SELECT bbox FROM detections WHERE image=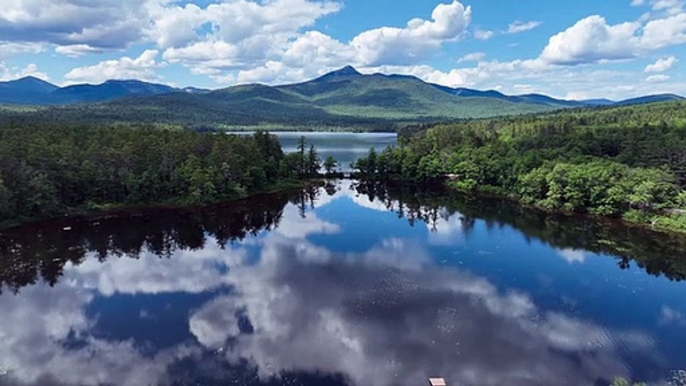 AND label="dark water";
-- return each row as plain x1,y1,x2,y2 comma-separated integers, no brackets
1,181,686,386
233,132,398,171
